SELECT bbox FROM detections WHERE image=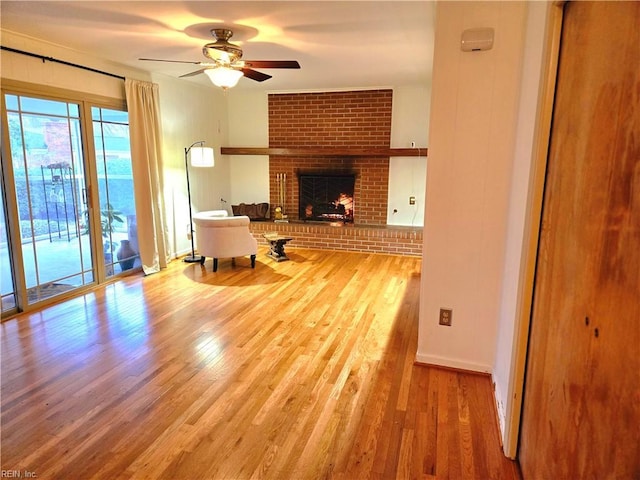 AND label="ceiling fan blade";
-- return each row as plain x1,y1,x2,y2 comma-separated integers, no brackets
139,58,204,65
241,68,272,82
180,68,210,78
243,60,300,69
